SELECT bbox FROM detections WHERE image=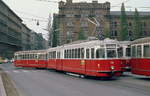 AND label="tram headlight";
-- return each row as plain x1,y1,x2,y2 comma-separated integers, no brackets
98,64,100,68
111,66,115,70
